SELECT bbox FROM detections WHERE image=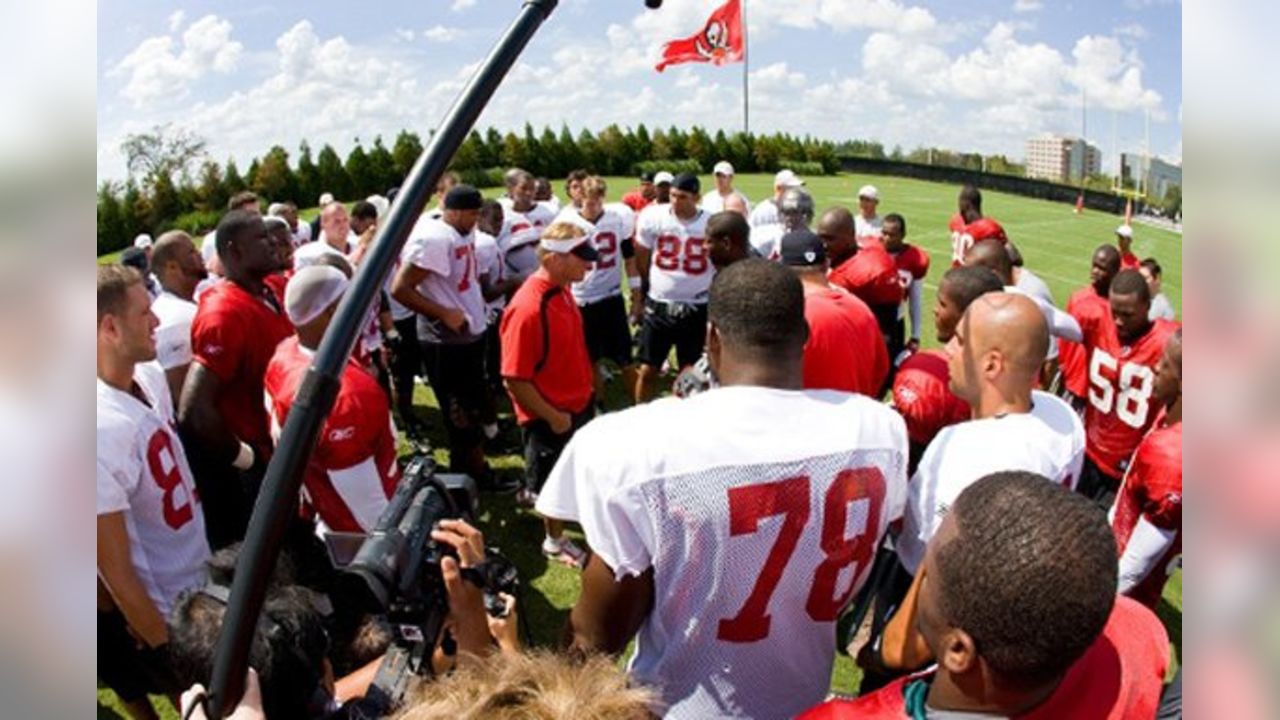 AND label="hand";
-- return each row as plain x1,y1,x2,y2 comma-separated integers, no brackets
440,307,467,333
486,592,520,654
431,518,486,568
359,224,377,247
180,668,265,720
441,554,491,659
548,410,572,435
